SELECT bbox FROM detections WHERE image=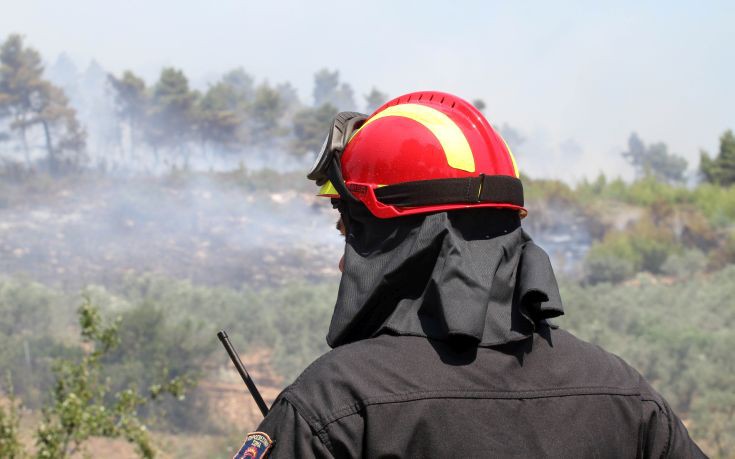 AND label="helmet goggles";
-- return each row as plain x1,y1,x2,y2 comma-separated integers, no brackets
306,111,368,186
